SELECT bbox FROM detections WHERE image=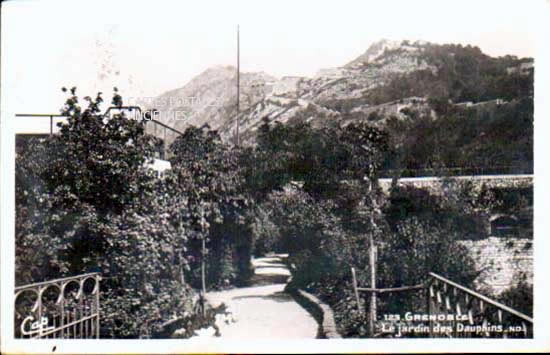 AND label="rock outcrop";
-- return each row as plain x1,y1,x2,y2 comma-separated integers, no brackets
143,38,530,147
